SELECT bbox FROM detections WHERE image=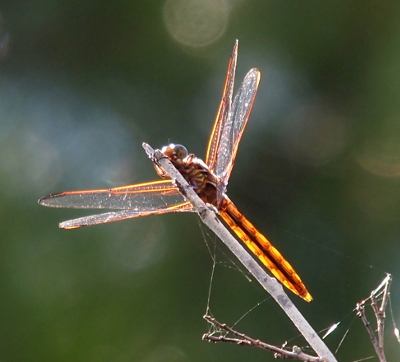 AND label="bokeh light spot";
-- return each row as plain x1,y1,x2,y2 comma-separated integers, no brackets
356,123,400,178
102,218,168,274
282,101,349,167
349,175,400,223
163,0,229,47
